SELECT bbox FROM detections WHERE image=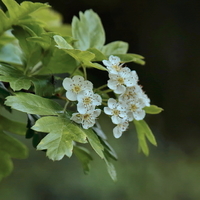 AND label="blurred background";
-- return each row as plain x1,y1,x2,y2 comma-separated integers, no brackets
1,0,200,199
